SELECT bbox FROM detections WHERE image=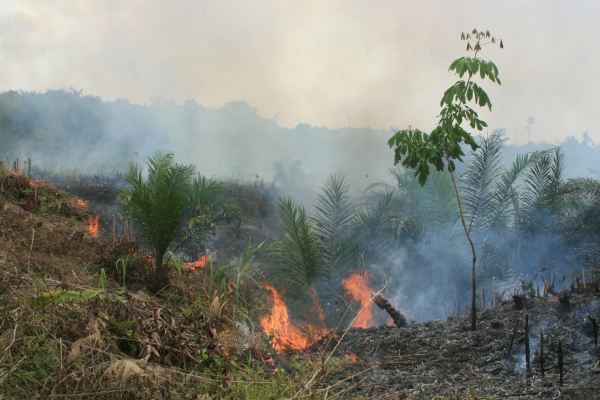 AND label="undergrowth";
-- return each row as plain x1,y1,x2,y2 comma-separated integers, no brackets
0,169,359,399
